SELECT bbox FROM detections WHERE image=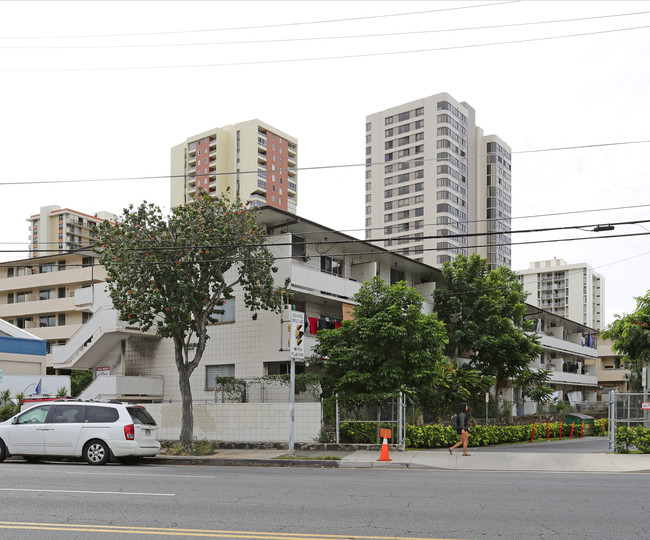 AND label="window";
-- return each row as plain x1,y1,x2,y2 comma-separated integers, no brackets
385,116,394,125
384,202,393,210
415,107,424,116
398,112,410,122
17,292,28,303
385,189,393,198
365,193,371,203
390,267,405,285
366,122,372,132
398,136,410,146
415,132,424,141
51,405,84,424
82,257,93,268
58,287,66,299
414,120,424,129
39,315,56,327
210,298,236,324
39,289,54,301
398,186,409,195
397,210,410,220
385,141,393,150
366,182,371,191
385,152,393,162
17,405,51,425
385,128,393,137
82,312,92,323
205,364,235,390
398,124,410,134
58,314,66,326
321,256,343,277
7,293,13,304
